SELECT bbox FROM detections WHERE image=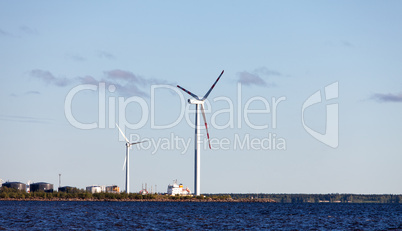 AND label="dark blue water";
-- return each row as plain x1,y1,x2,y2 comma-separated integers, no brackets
0,201,401,230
